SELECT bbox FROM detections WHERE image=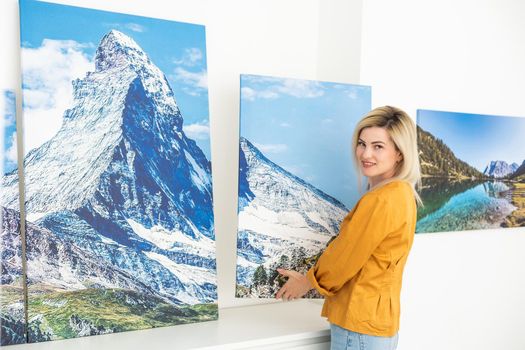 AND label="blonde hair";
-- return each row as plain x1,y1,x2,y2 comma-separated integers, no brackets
352,106,422,206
